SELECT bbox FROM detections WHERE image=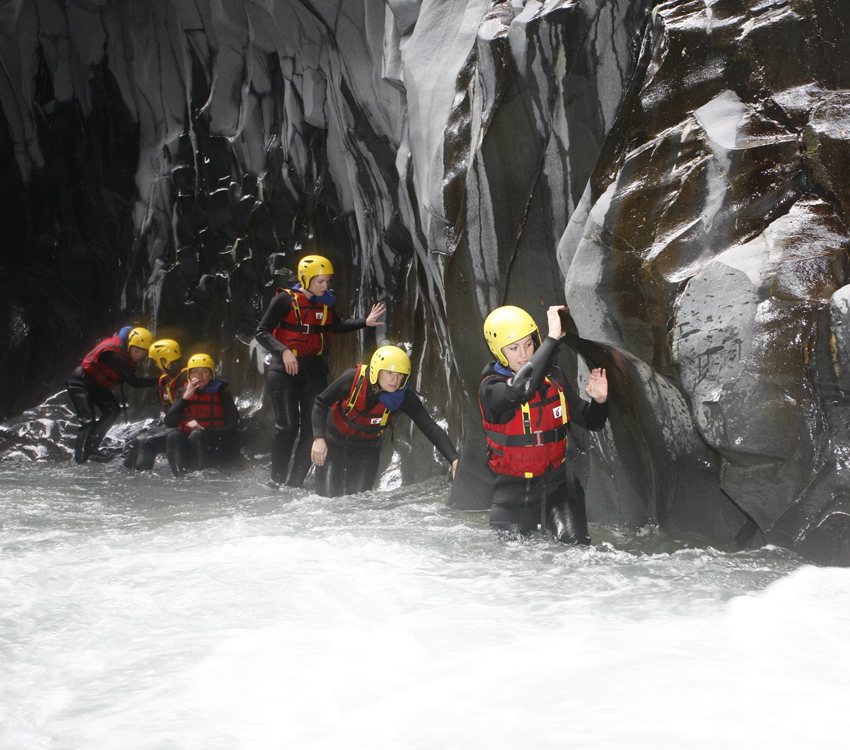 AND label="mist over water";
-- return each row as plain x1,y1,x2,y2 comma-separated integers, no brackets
2,462,849,750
